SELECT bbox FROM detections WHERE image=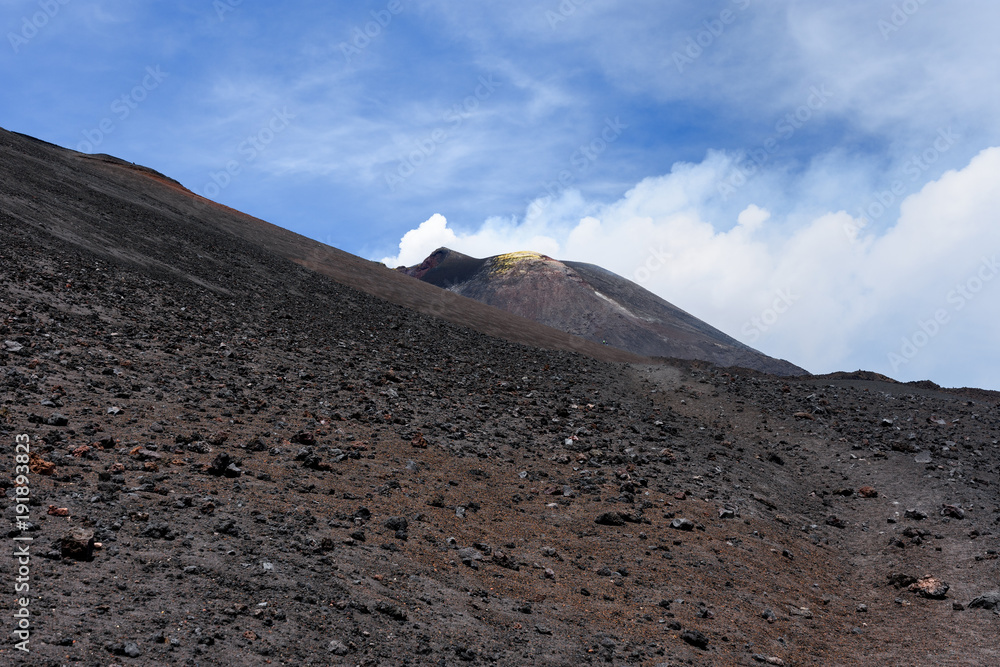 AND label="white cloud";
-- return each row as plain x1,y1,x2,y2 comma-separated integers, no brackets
381,213,457,267
381,146,1000,386
737,204,770,232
